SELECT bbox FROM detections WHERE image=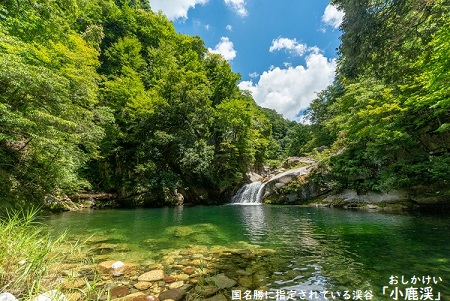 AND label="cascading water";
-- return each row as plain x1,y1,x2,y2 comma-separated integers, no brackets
231,181,266,204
